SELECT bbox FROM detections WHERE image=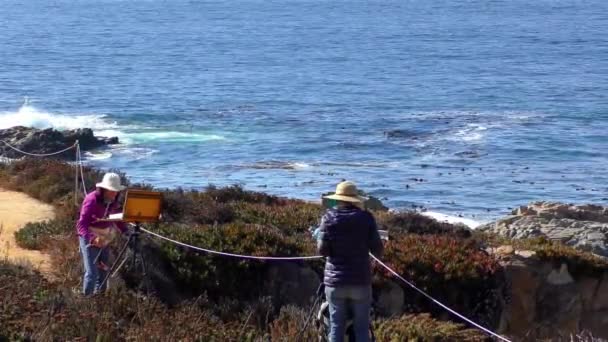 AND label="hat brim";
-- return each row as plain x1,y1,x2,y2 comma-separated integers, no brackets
323,194,366,204
96,182,126,192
